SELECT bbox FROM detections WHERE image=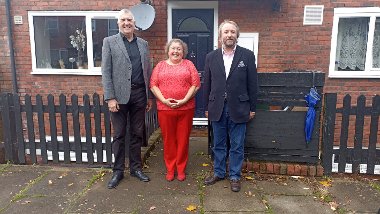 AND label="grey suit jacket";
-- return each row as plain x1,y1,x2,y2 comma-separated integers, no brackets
101,33,153,104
